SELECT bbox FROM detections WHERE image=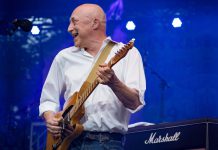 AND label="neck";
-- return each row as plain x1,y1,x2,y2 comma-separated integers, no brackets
84,35,107,56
